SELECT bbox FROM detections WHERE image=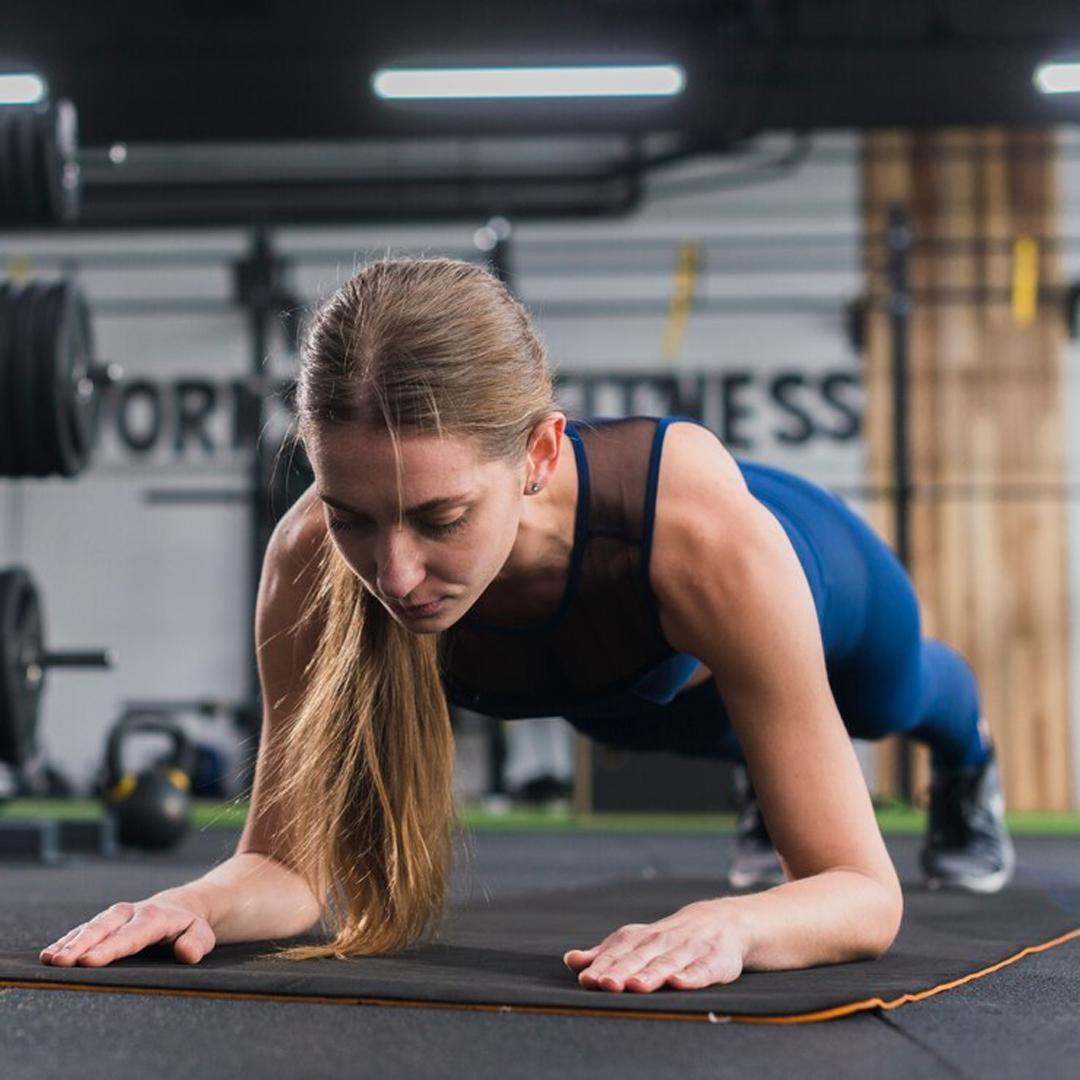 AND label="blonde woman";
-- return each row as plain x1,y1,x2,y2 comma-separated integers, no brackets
40,258,1012,993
